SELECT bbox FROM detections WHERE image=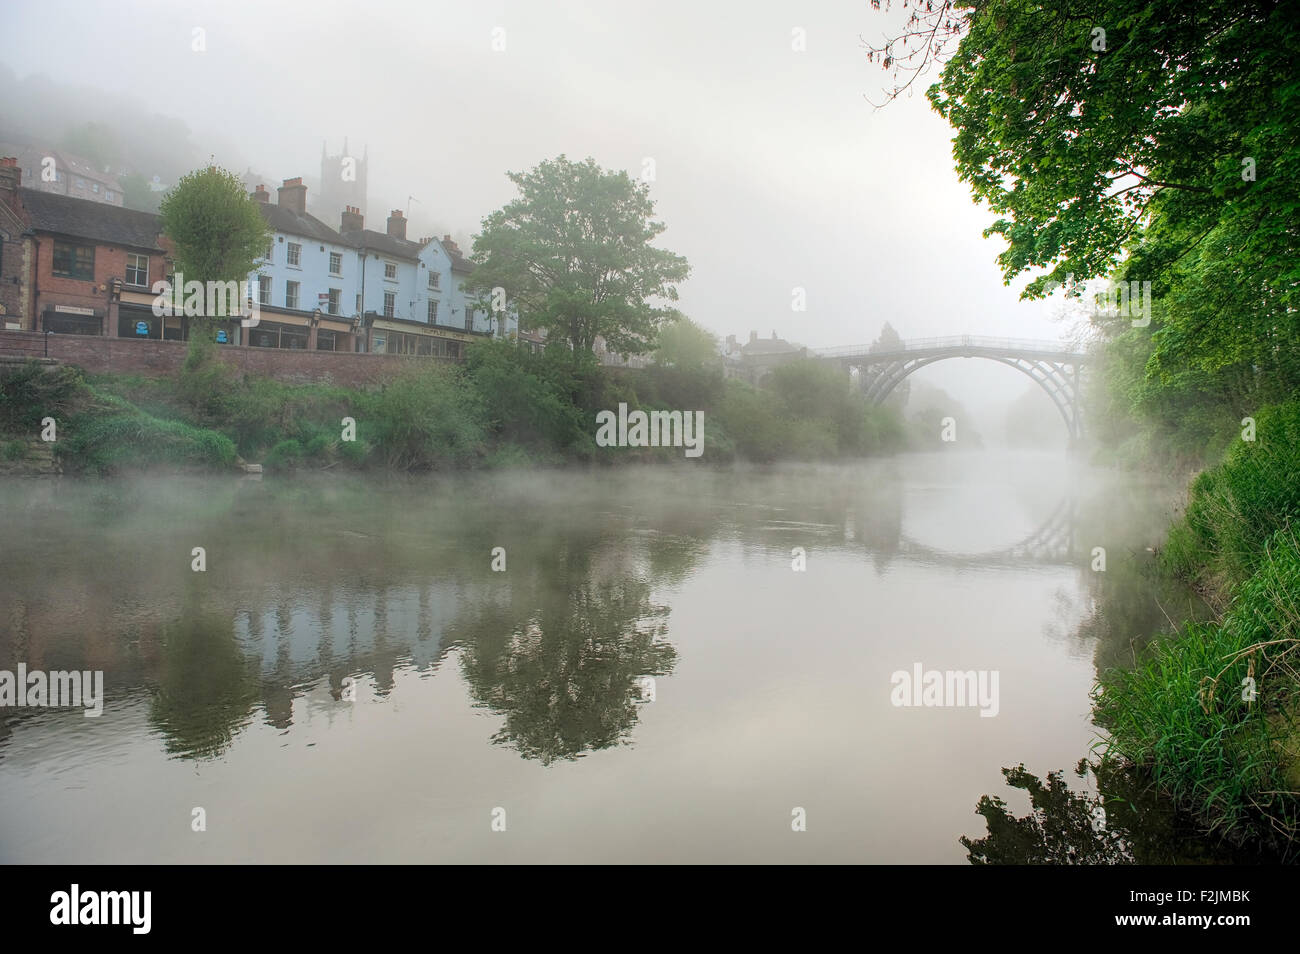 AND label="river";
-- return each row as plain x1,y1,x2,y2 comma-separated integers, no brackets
0,451,1219,862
